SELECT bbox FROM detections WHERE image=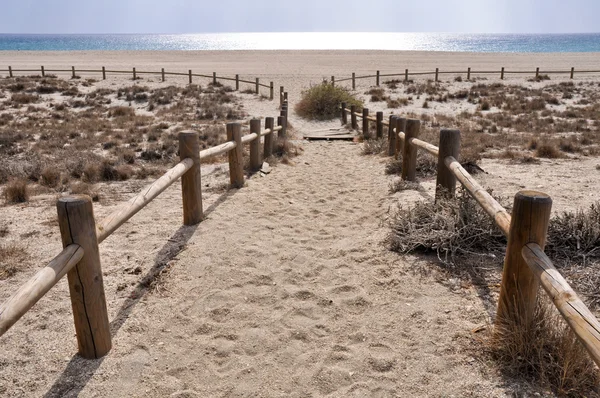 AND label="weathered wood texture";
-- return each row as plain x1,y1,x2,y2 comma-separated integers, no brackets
376,112,383,138
350,105,358,130
362,108,369,138
250,119,262,171
57,196,111,359
264,117,275,158
179,131,203,225
387,115,397,156
227,123,244,188
435,129,460,197
395,118,406,159
401,119,420,180
277,116,287,139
